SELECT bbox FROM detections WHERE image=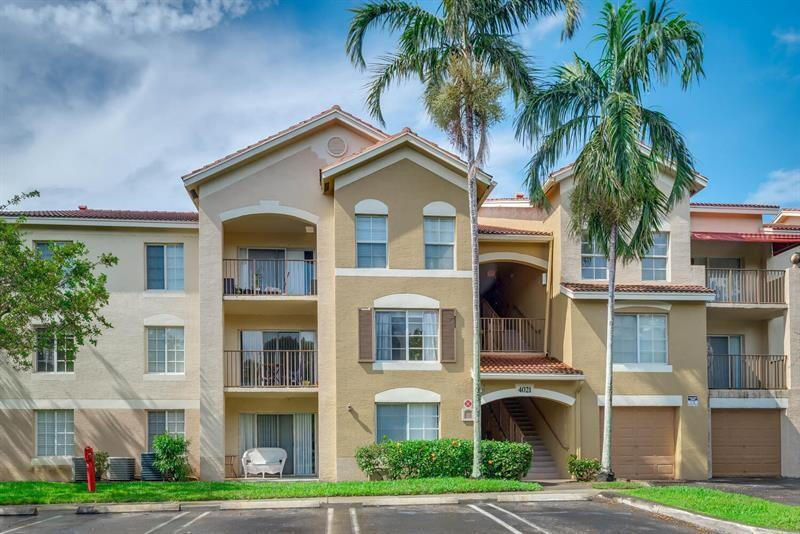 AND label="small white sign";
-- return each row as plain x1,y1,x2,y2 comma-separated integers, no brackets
516,384,533,395
461,408,474,422
687,395,699,407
